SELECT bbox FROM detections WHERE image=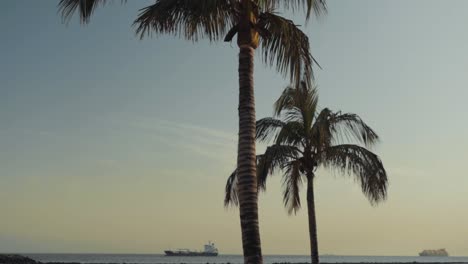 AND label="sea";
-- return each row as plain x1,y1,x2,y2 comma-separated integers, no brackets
25,254,468,264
